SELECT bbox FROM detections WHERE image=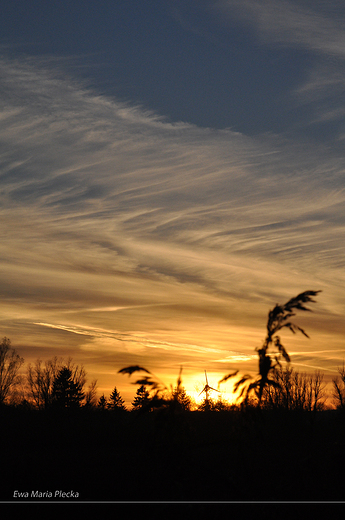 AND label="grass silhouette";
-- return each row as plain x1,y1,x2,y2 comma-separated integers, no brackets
219,290,321,405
